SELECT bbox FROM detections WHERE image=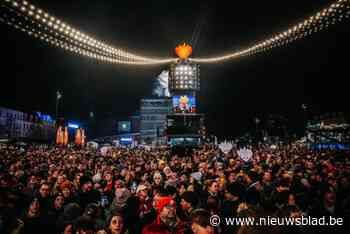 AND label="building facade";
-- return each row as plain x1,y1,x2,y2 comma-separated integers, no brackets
0,107,55,142
306,114,350,149
140,98,172,144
